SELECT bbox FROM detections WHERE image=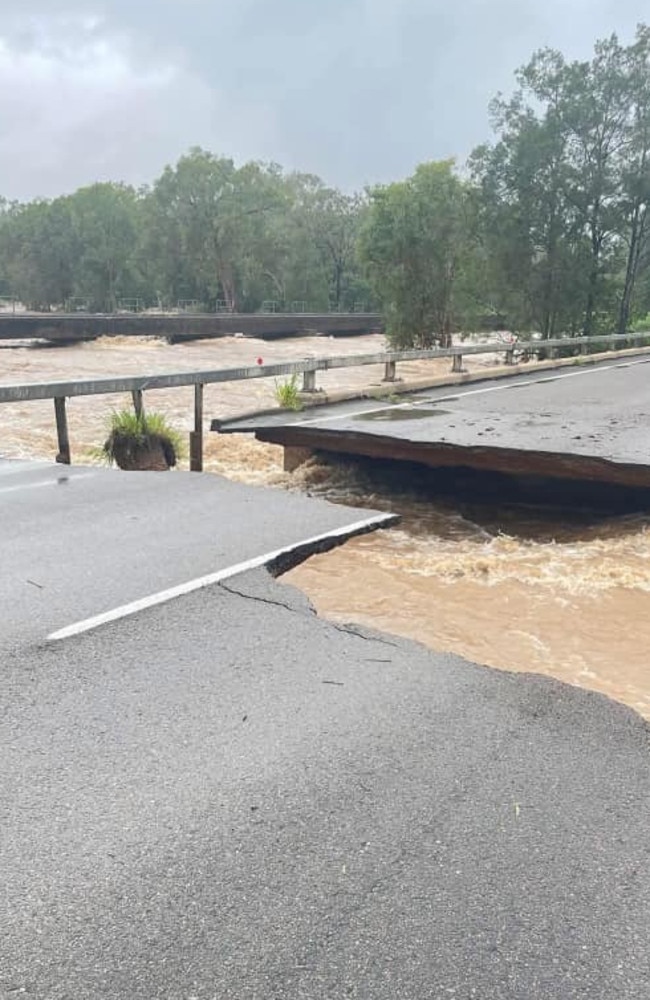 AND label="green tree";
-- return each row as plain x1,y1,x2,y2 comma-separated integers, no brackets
148,149,286,311
473,26,650,338
472,53,593,338
359,161,477,347
68,183,144,311
299,184,369,309
616,26,650,333
260,172,351,311
0,185,145,311
558,37,632,335
0,199,78,309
